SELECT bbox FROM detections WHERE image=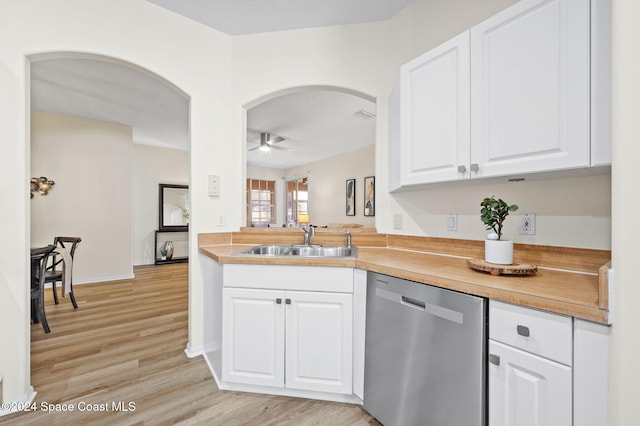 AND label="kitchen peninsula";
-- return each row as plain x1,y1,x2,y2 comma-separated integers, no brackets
199,228,610,323
199,227,610,425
